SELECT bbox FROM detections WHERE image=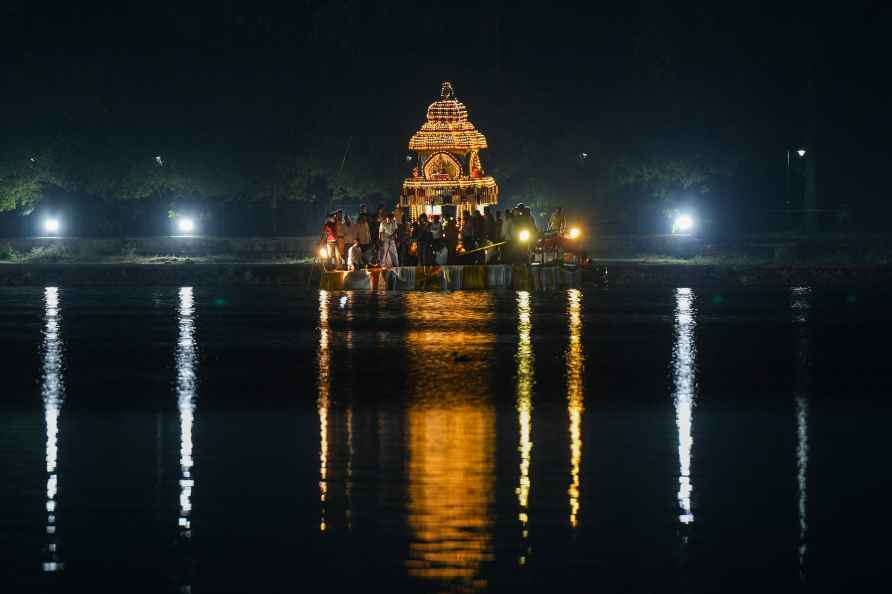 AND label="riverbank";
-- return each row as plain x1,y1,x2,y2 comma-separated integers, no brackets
588,261,892,288
2,261,891,288
5,233,892,266
0,236,319,261
0,262,319,287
